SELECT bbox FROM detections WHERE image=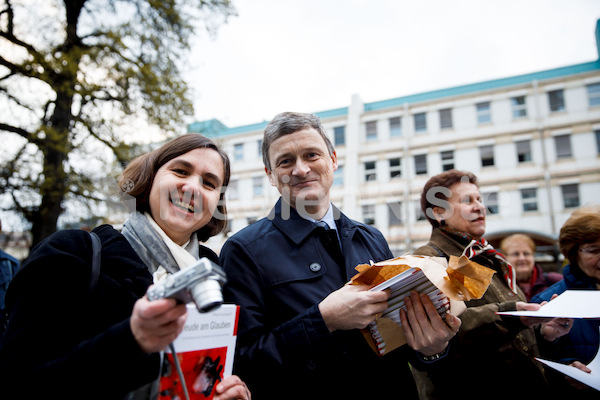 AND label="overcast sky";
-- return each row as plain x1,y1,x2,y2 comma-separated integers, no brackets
185,0,600,128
